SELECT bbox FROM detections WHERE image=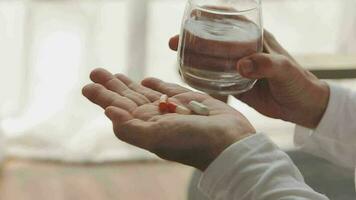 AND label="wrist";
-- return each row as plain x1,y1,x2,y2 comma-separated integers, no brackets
199,131,255,171
307,80,330,129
